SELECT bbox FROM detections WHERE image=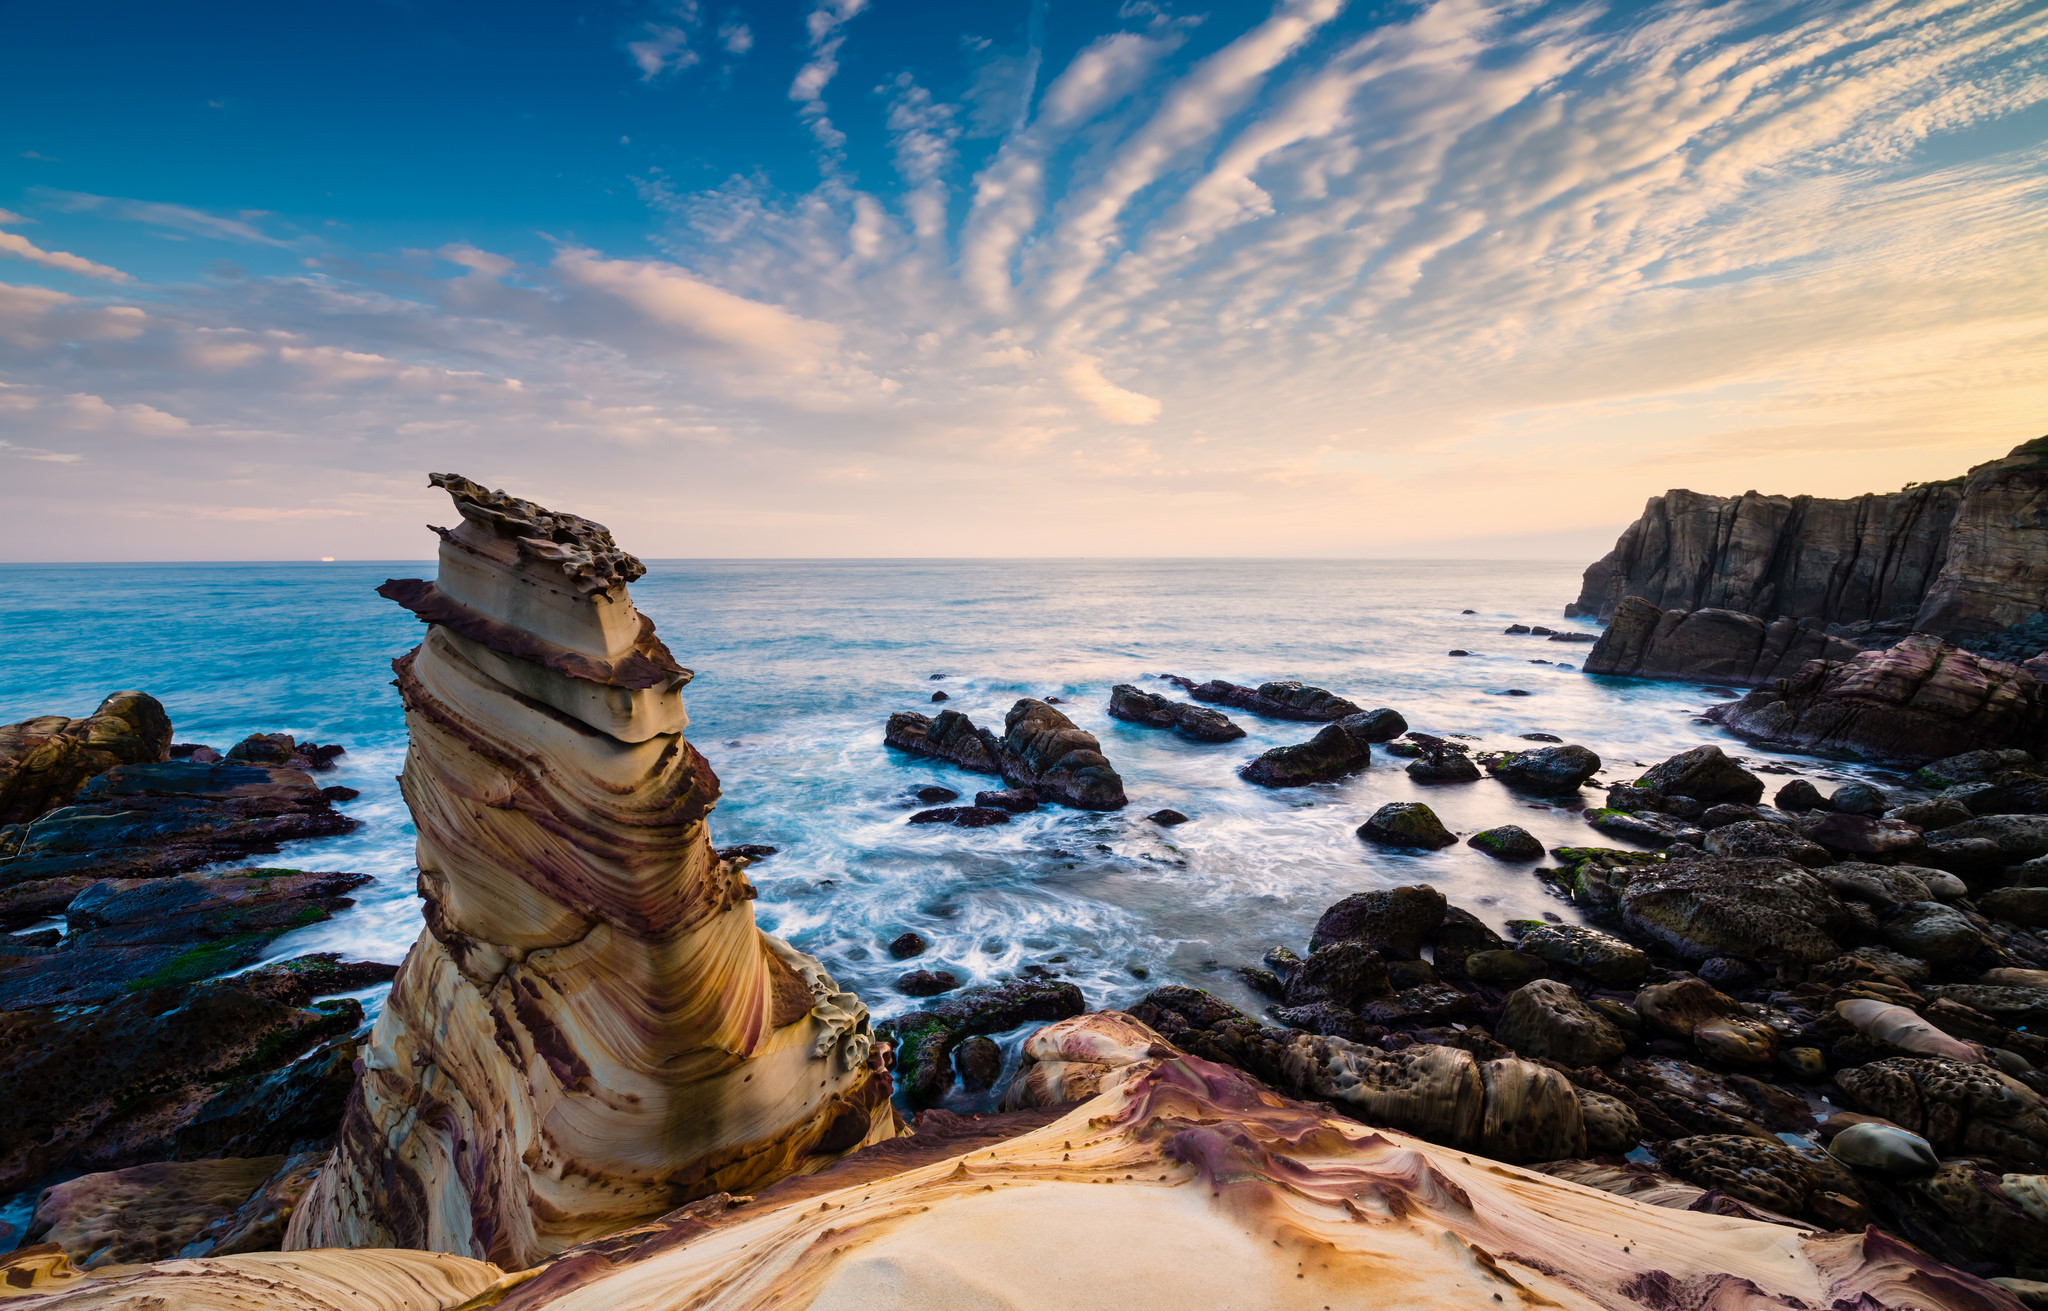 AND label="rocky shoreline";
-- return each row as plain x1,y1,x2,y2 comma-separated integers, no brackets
4,474,2048,1309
